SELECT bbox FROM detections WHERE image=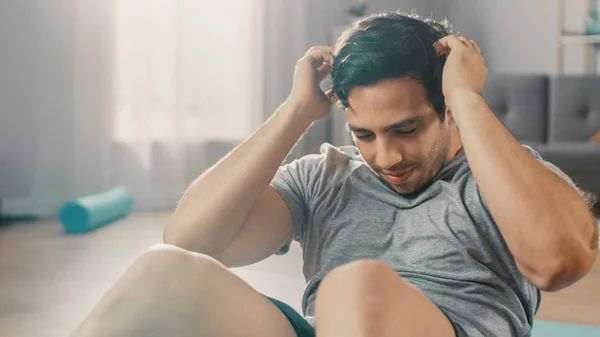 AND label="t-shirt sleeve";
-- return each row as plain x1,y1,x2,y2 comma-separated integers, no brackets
523,147,597,207
523,146,581,191
478,145,585,210
270,154,325,254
